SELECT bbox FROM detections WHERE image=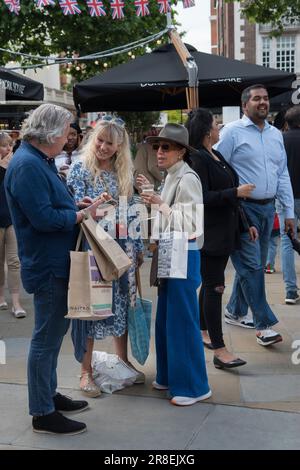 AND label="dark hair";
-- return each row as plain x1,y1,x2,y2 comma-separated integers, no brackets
185,108,214,149
70,122,82,134
241,84,268,105
285,105,300,129
273,107,290,130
